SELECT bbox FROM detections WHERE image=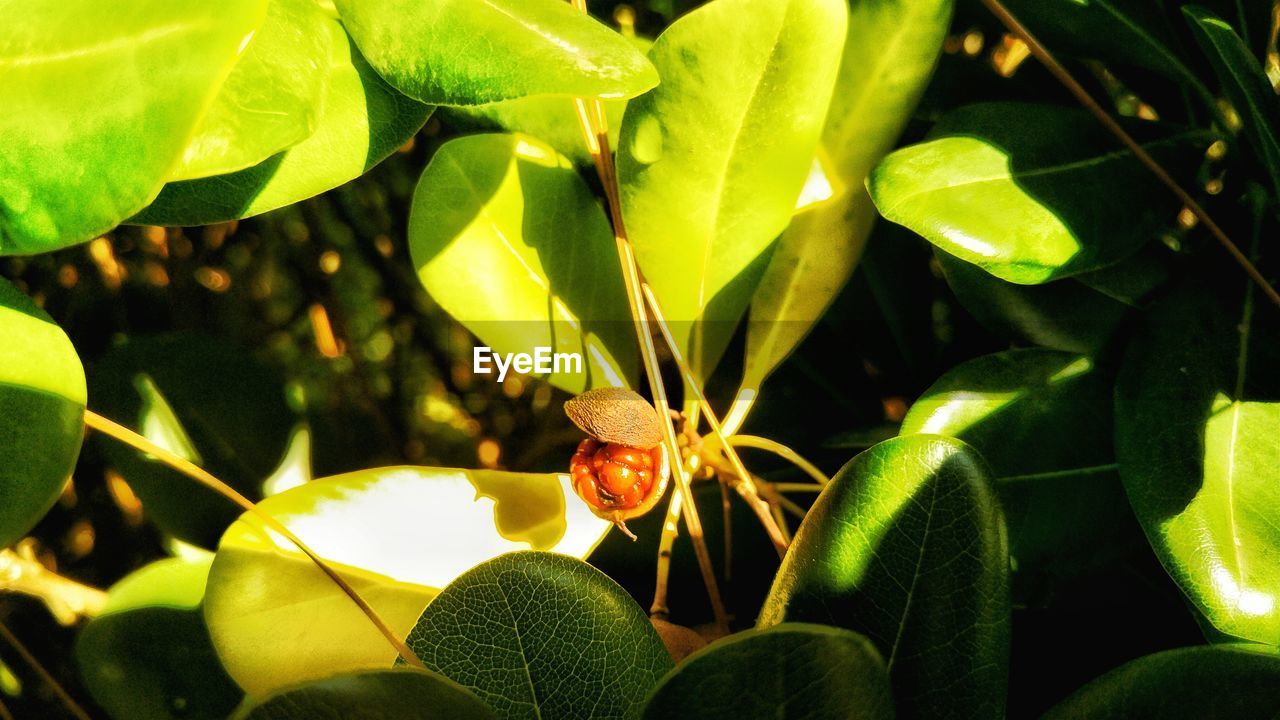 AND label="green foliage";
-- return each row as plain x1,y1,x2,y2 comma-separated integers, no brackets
232,668,497,720
402,551,672,720
642,623,893,720
333,0,657,105
0,278,85,549
760,435,1009,720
